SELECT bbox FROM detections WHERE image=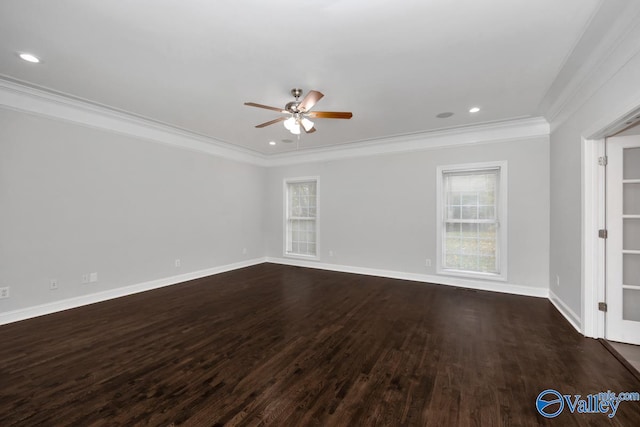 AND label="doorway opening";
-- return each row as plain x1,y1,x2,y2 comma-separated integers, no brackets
584,108,640,337
584,114,640,378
